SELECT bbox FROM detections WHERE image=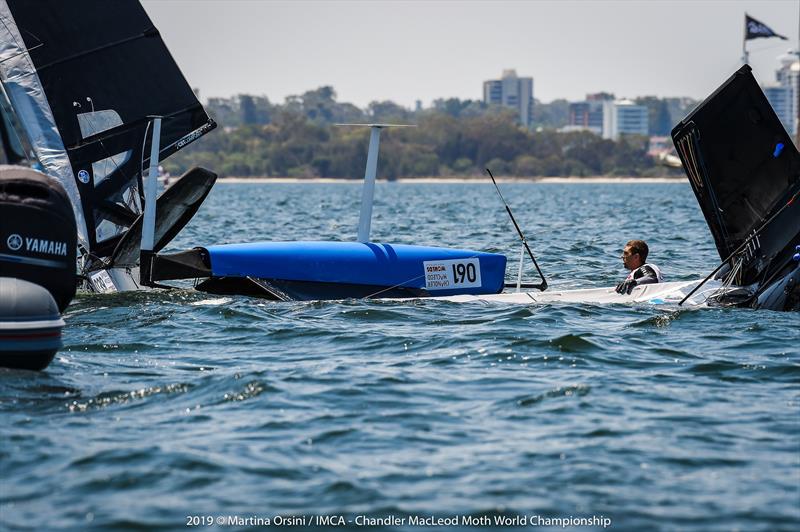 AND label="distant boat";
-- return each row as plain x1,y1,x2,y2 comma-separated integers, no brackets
656,151,683,168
